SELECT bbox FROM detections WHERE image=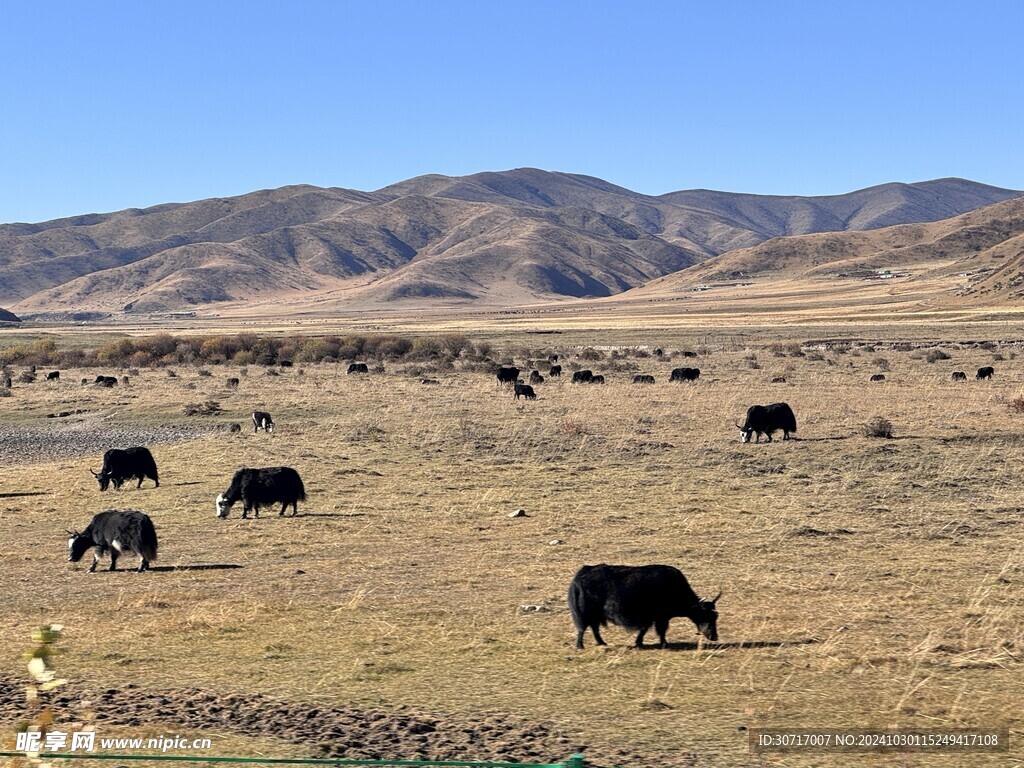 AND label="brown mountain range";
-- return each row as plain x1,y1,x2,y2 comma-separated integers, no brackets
1,169,1020,315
